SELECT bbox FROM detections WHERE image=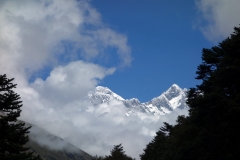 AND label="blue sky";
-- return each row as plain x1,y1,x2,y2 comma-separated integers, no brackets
84,0,215,101
1,0,239,102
